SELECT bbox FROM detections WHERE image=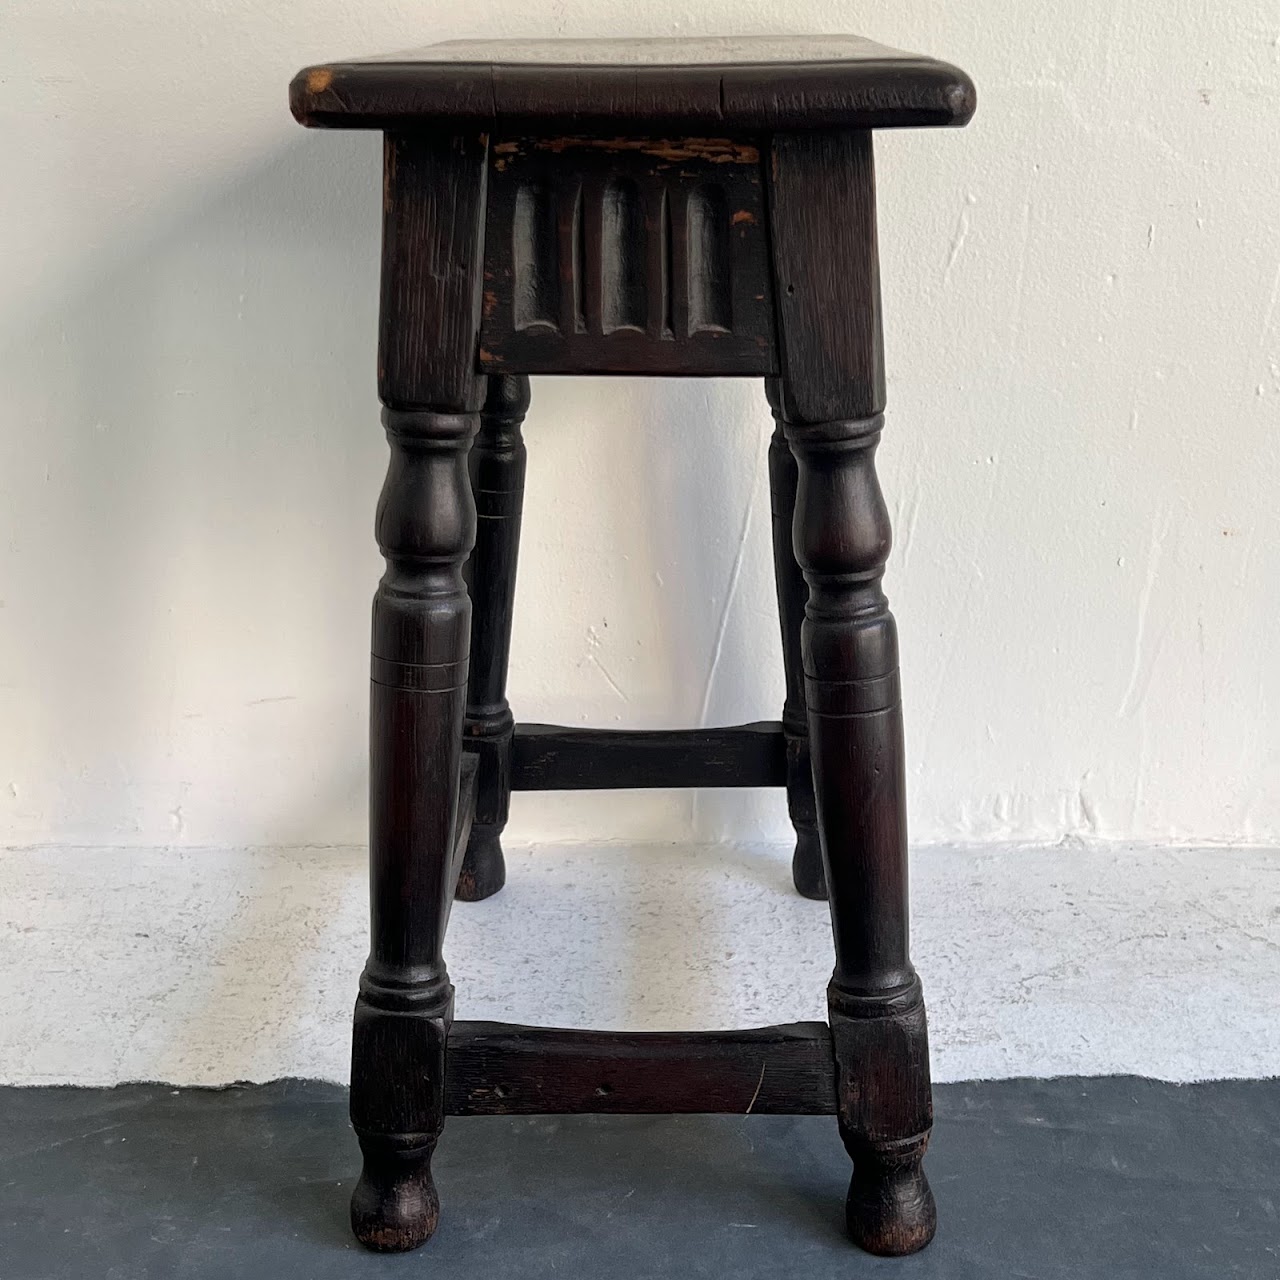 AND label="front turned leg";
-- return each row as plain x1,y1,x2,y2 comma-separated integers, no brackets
768,128,934,1255
458,374,529,902
787,410,935,1256
352,402,476,1251
764,377,824,900
351,129,488,1253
